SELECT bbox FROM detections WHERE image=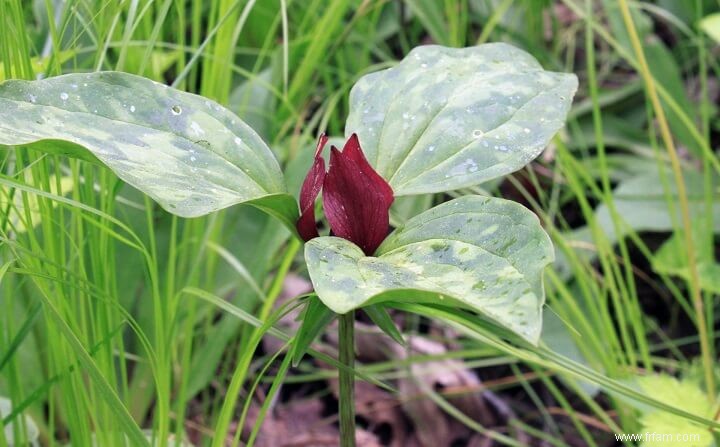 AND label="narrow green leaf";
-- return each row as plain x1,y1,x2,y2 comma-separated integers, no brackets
183,287,394,392
291,297,335,366
0,72,298,226
541,310,600,397
3,323,127,427
363,304,405,346
1,397,39,446
305,195,553,344
346,43,577,195
396,302,720,430
0,301,41,373
28,280,149,446
404,0,448,45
